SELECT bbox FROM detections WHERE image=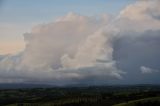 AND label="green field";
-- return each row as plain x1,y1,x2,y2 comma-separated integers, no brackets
113,97,160,106
0,85,160,106
6,96,160,106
